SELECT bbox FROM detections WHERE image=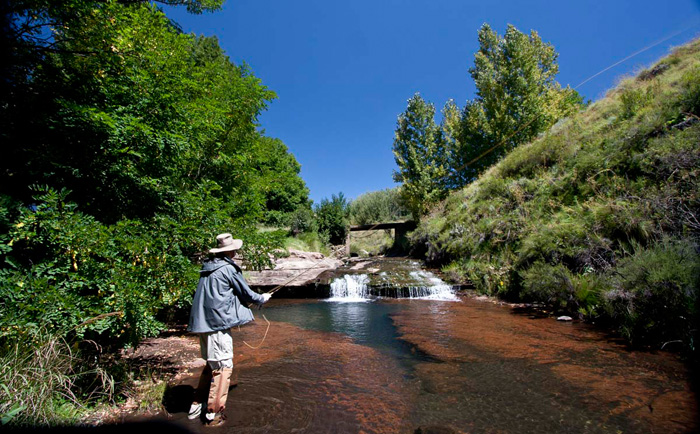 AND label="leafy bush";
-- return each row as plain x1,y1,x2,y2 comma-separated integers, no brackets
520,262,604,317
619,85,655,119
315,193,350,245
0,188,282,348
288,206,318,236
603,239,699,349
679,66,700,115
